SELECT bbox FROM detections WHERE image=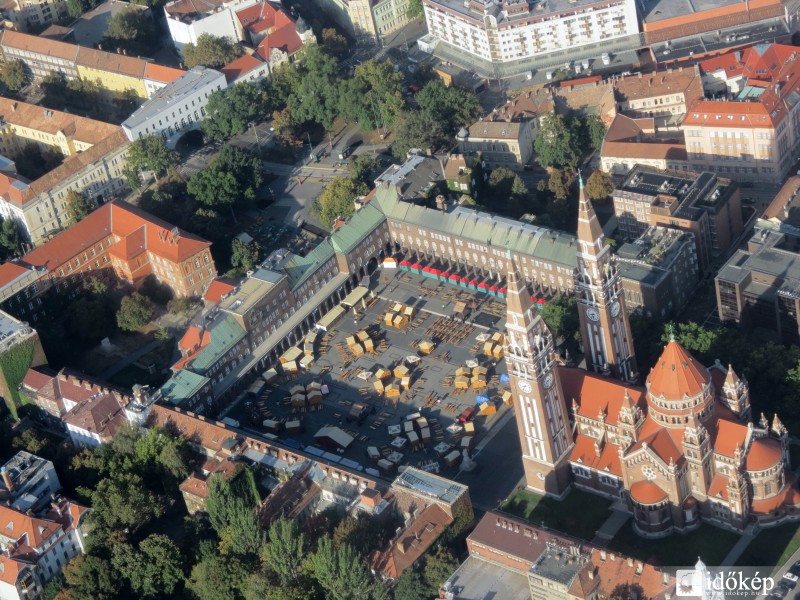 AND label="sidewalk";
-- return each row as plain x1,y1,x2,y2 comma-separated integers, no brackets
591,503,630,547
720,523,757,566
